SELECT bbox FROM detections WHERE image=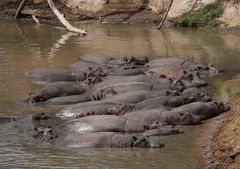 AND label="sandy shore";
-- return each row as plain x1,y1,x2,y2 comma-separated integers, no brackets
203,80,240,169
